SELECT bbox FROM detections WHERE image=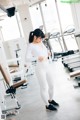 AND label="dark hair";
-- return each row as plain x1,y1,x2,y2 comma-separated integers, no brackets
29,28,45,43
